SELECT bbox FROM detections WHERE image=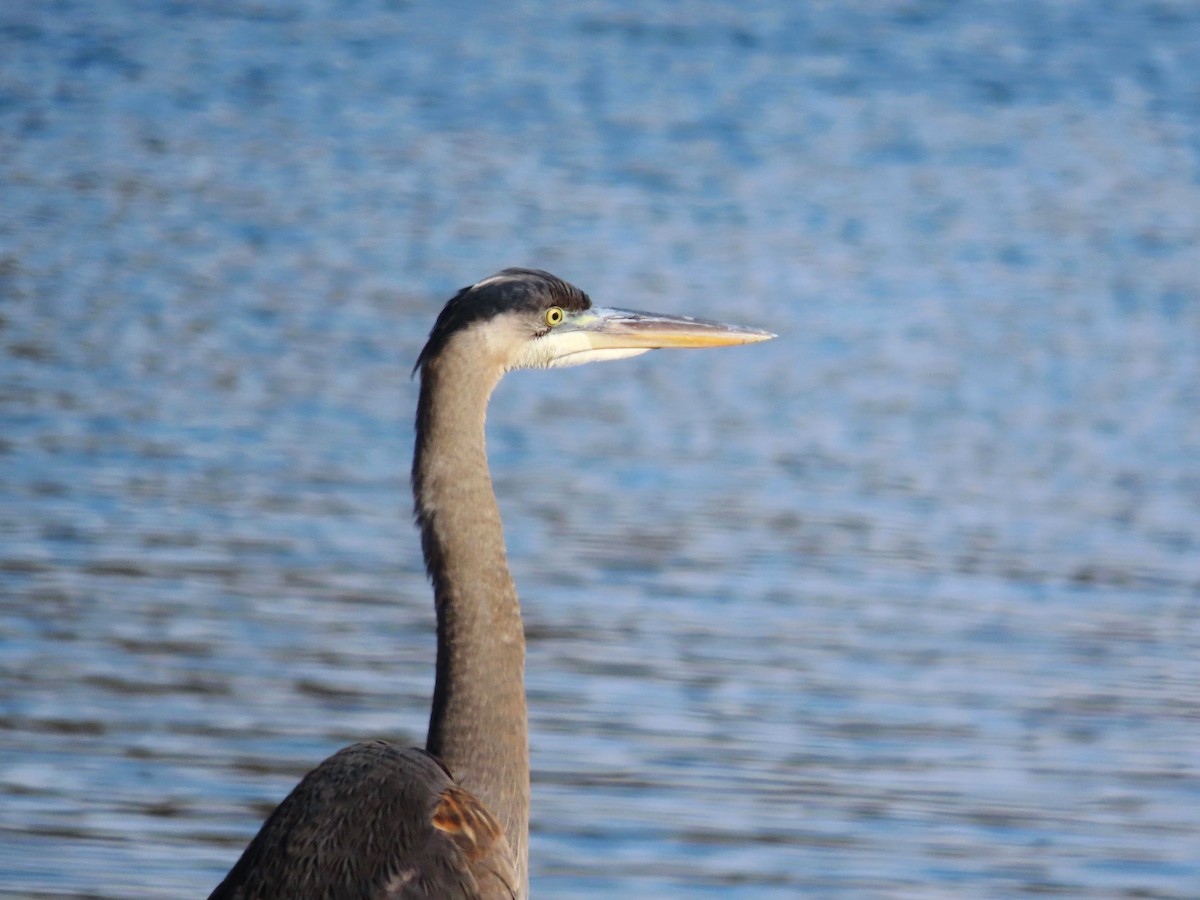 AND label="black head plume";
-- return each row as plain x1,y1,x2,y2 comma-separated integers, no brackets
414,269,592,375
